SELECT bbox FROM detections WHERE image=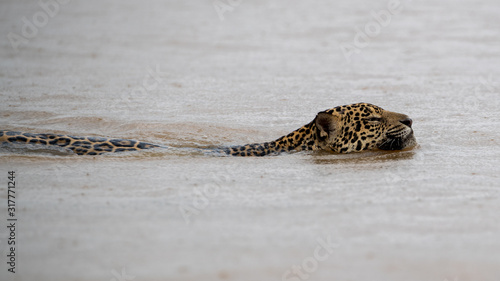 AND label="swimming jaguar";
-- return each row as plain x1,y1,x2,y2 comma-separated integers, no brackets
0,103,416,156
